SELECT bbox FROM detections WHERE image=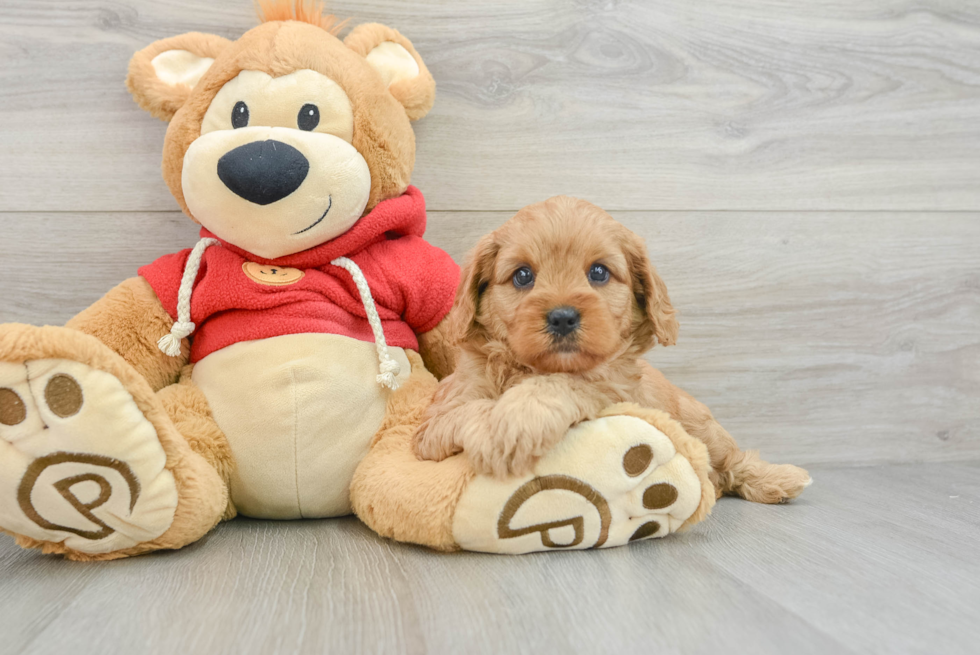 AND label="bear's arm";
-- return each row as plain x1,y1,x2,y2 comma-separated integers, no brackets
66,276,187,391
363,235,459,379
417,315,455,380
